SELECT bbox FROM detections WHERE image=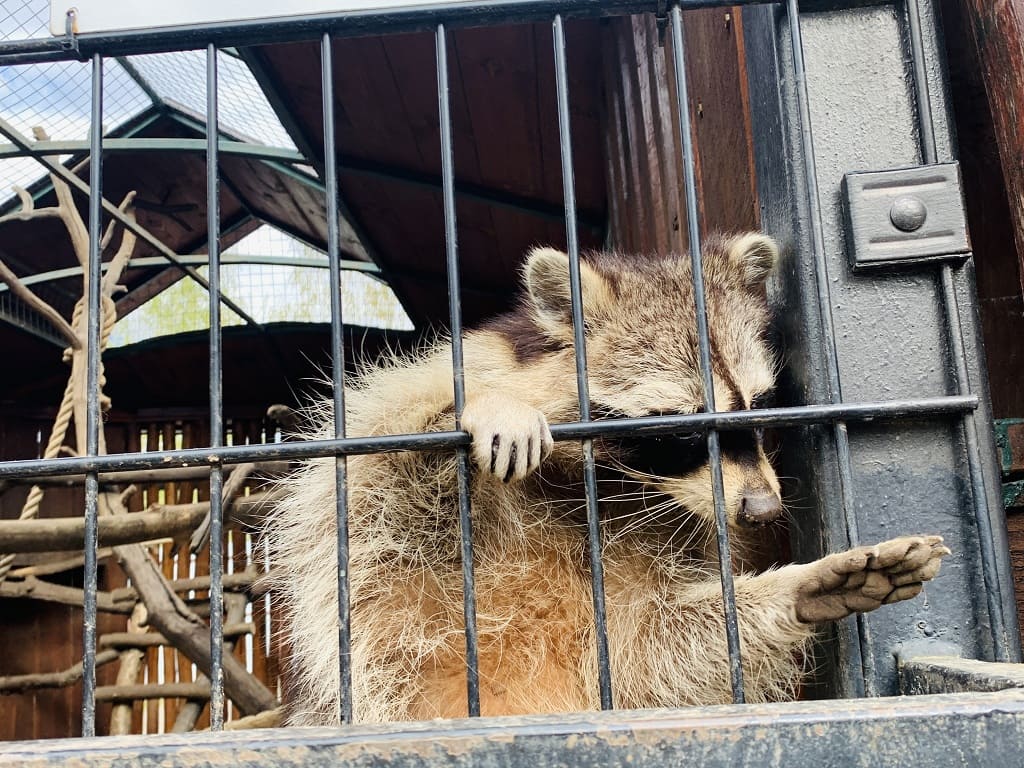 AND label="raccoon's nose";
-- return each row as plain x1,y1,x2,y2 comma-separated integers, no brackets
738,490,783,527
